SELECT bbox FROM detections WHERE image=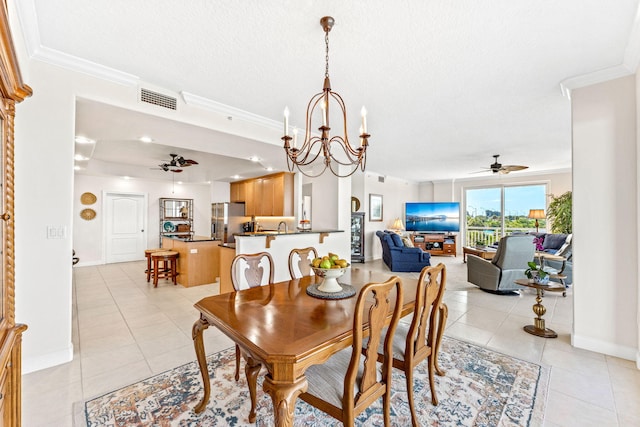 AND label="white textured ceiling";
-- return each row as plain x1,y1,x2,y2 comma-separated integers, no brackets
17,0,640,183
